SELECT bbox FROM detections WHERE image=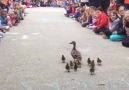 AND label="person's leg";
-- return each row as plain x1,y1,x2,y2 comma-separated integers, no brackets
0,31,5,38
81,2,85,7
110,35,127,41
94,28,105,34
103,29,112,37
85,2,89,6
103,0,110,12
99,1,104,10
82,22,89,27
88,15,92,24
122,37,129,47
